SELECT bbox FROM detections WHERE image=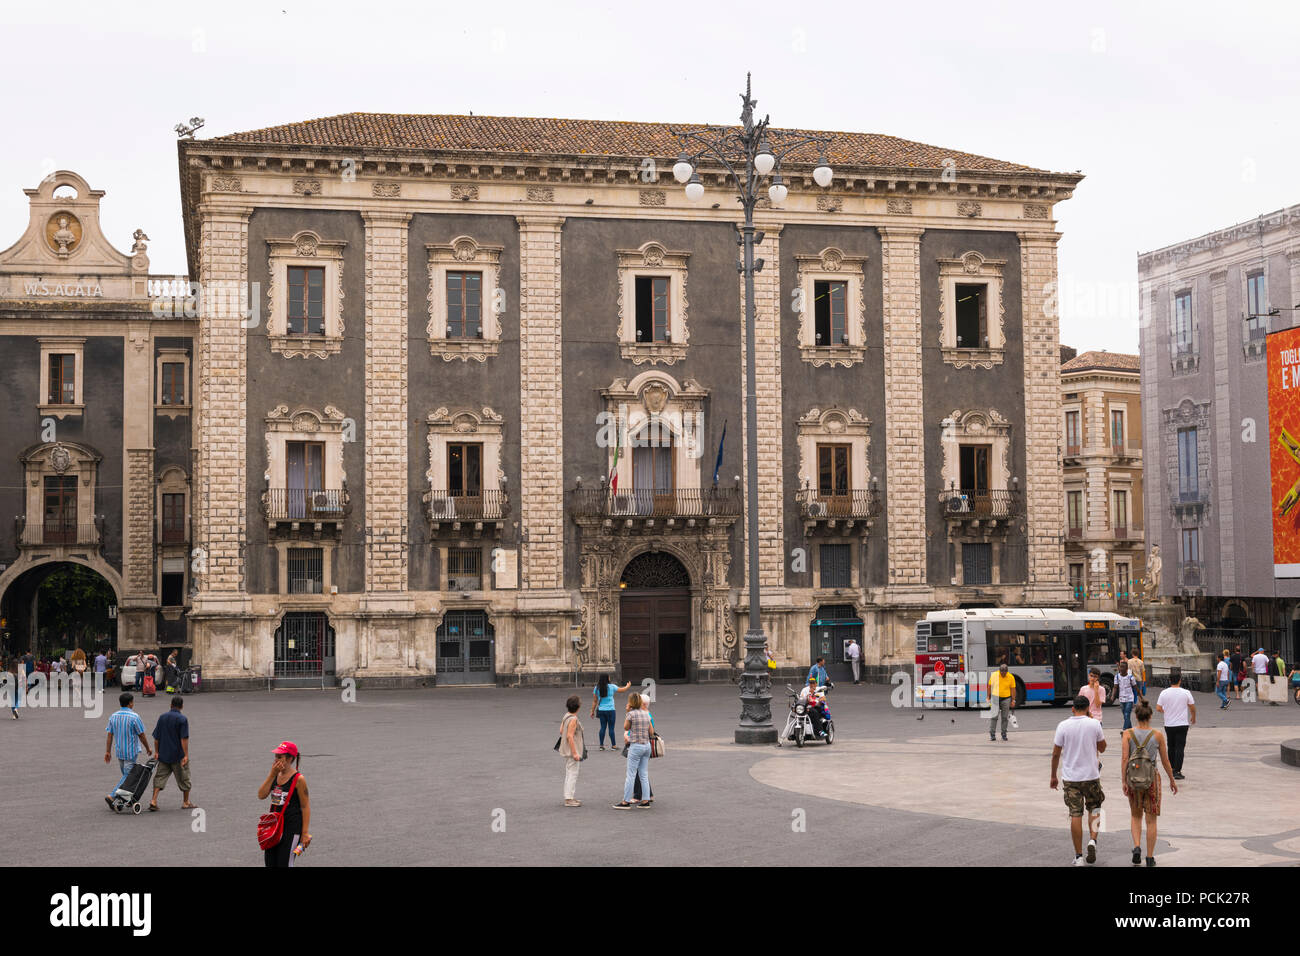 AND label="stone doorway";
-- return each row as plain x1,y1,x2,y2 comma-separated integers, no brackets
618,552,692,684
